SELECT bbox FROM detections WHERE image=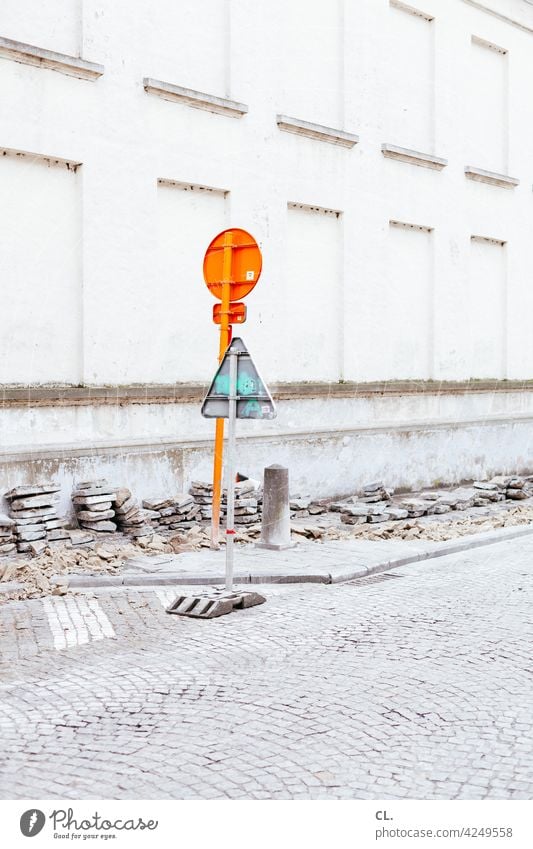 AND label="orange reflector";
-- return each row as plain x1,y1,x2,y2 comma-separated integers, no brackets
213,302,247,325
